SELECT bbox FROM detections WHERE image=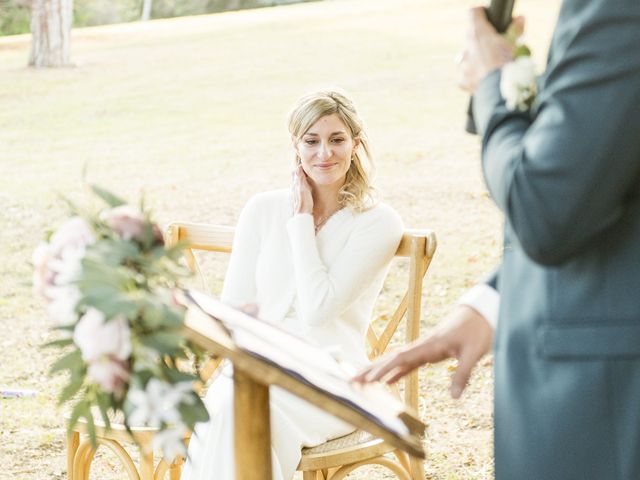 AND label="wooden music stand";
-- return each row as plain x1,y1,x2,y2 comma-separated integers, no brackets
181,289,426,480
